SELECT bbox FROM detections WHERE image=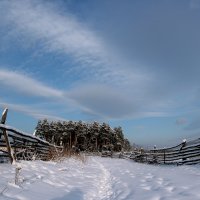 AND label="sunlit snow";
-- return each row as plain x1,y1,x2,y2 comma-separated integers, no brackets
0,157,200,200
